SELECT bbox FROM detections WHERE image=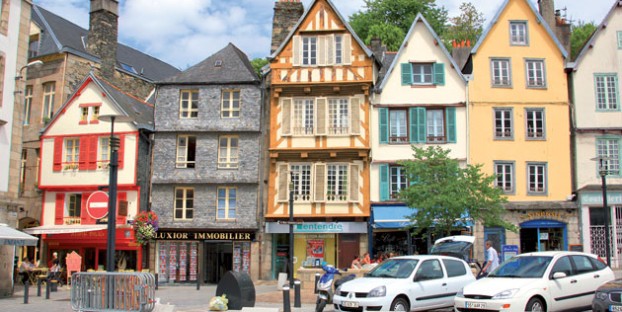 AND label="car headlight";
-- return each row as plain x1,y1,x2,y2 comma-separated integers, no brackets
595,291,608,301
368,285,386,297
492,288,520,299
